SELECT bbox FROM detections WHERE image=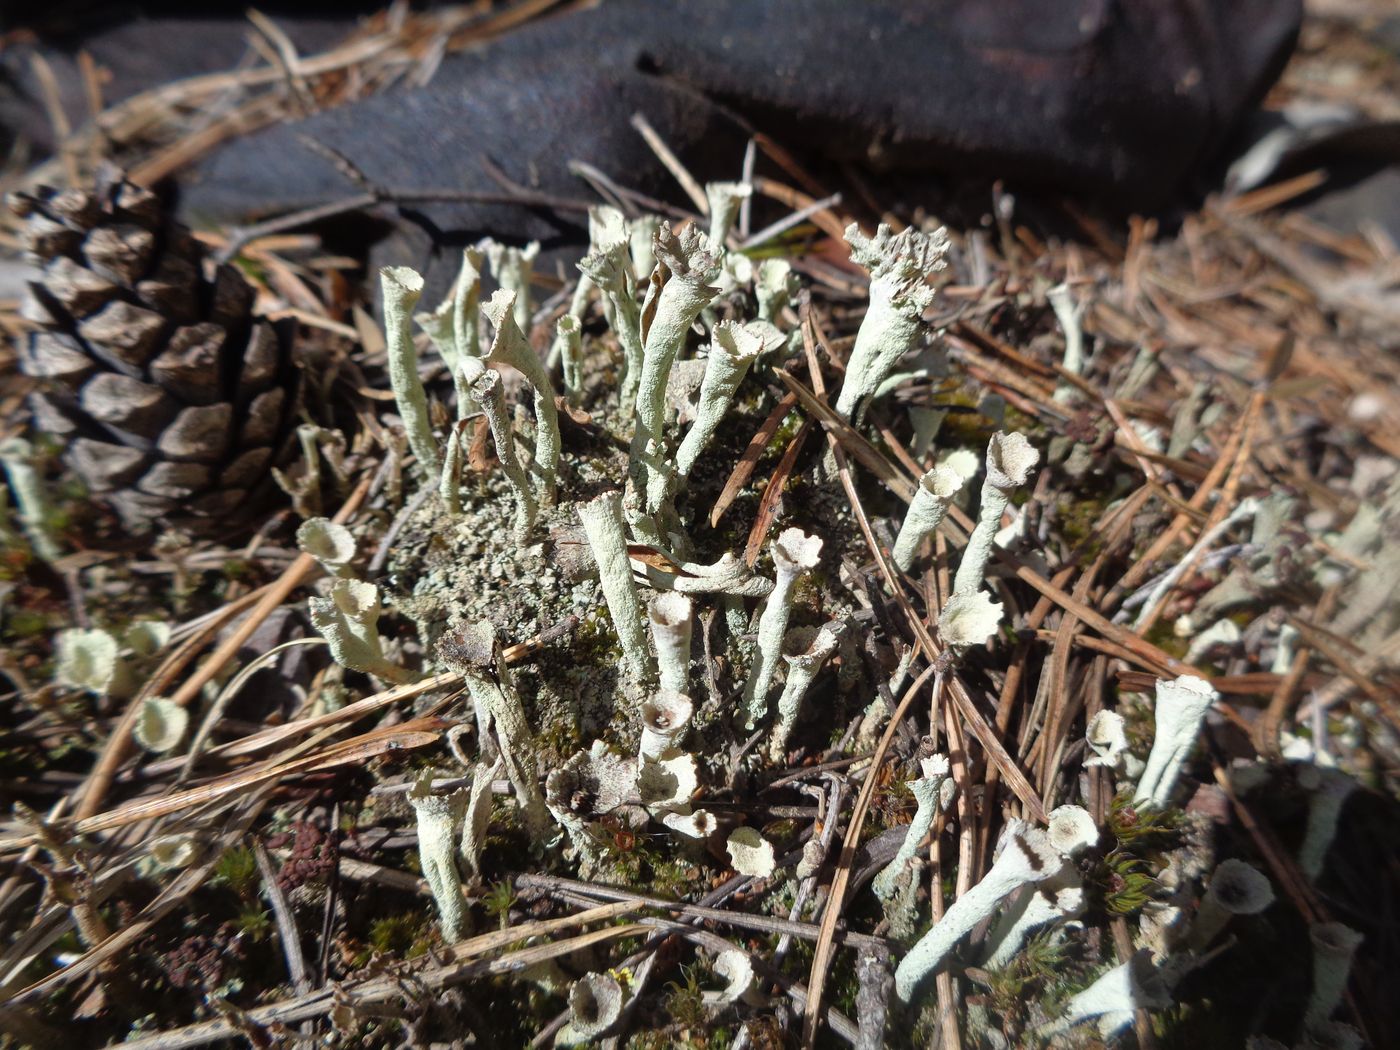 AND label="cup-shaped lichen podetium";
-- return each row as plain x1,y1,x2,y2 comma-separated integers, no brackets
379,267,439,476
438,621,549,835
833,223,948,423
577,489,653,682
742,527,823,729
951,431,1040,598
629,223,720,515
